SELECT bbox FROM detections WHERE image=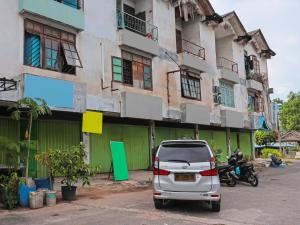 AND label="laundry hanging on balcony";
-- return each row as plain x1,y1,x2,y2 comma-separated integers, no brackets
256,115,271,131
167,0,202,21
